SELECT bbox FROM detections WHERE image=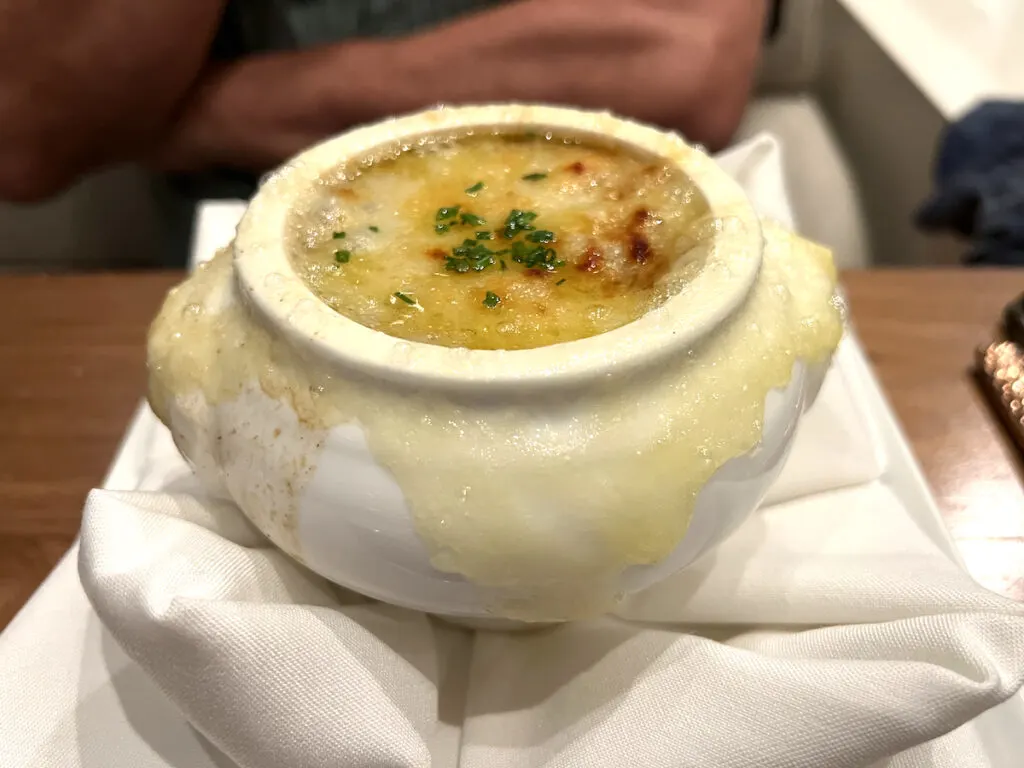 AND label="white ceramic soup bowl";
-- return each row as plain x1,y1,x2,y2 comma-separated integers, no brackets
148,104,842,623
